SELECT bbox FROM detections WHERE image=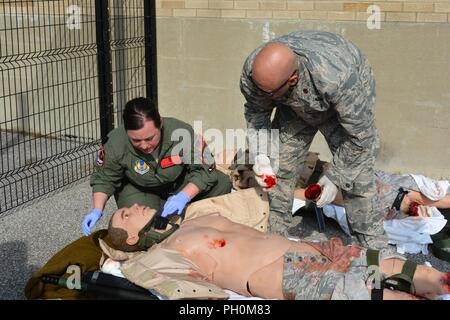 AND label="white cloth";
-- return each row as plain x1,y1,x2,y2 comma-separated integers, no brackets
292,198,306,214
101,258,125,278
319,203,447,254
409,174,450,201
292,199,353,236
319,203,446,254
384,206,447,254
